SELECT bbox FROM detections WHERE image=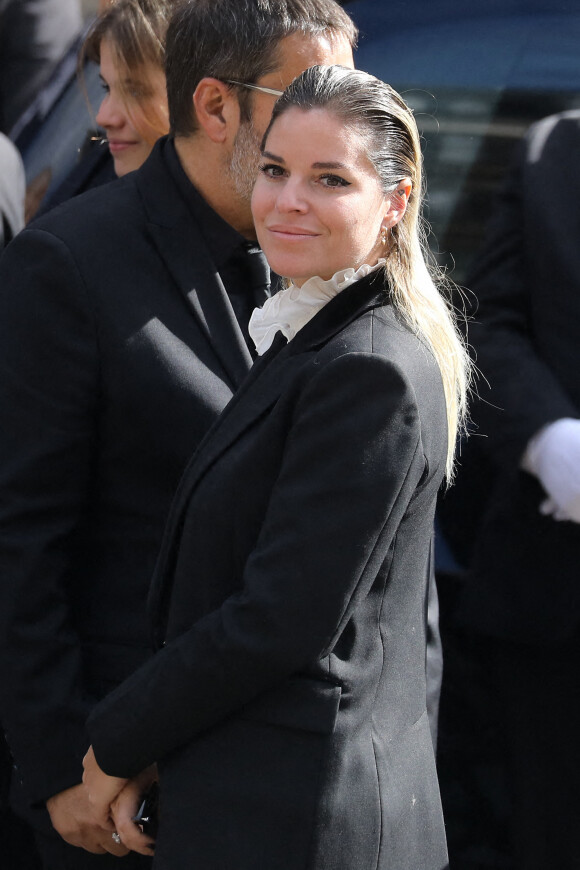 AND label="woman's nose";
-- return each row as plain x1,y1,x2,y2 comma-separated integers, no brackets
276,179,308,213
96,94,125,131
